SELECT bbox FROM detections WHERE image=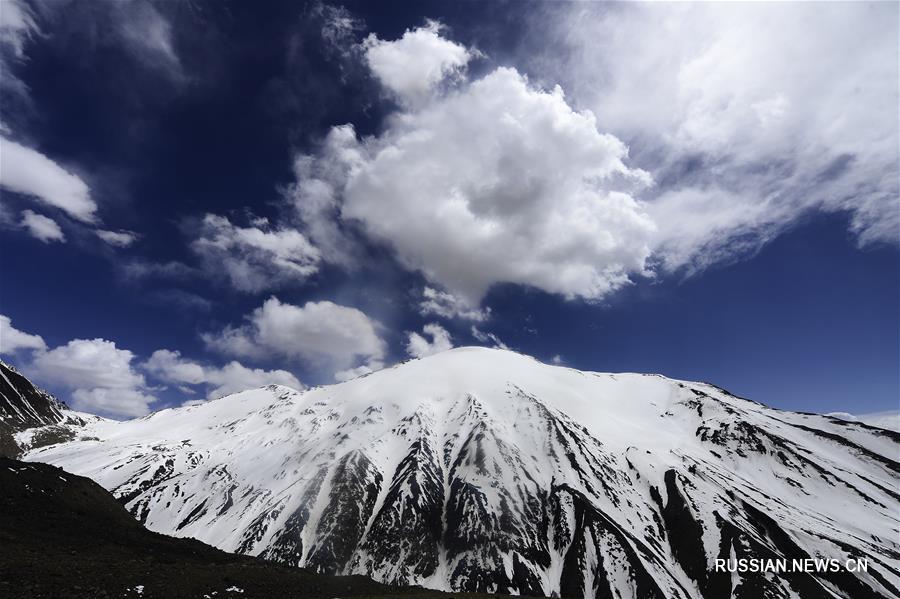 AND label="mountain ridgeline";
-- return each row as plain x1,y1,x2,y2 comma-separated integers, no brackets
18,348,900,599
0,360,101,458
